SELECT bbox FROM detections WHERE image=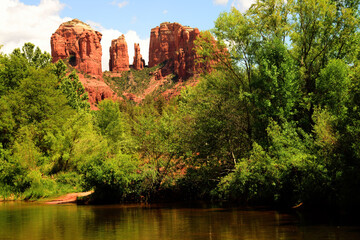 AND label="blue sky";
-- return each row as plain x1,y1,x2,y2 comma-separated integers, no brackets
1,0,253,70
54,0,230,39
